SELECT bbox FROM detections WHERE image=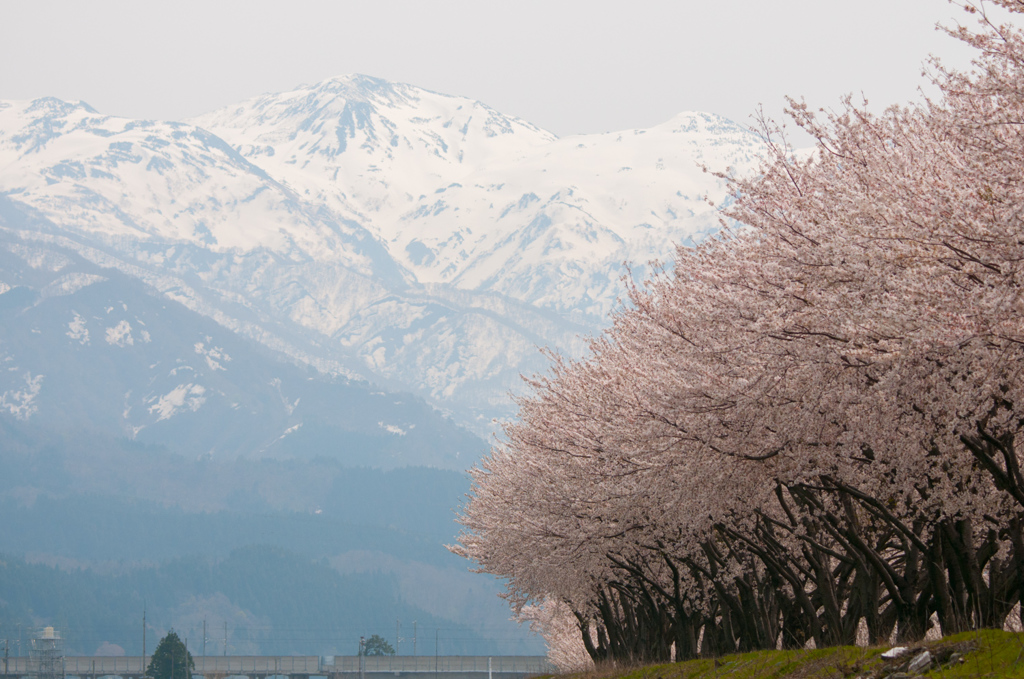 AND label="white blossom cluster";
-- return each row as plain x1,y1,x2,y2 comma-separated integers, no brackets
455,1,1024,666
